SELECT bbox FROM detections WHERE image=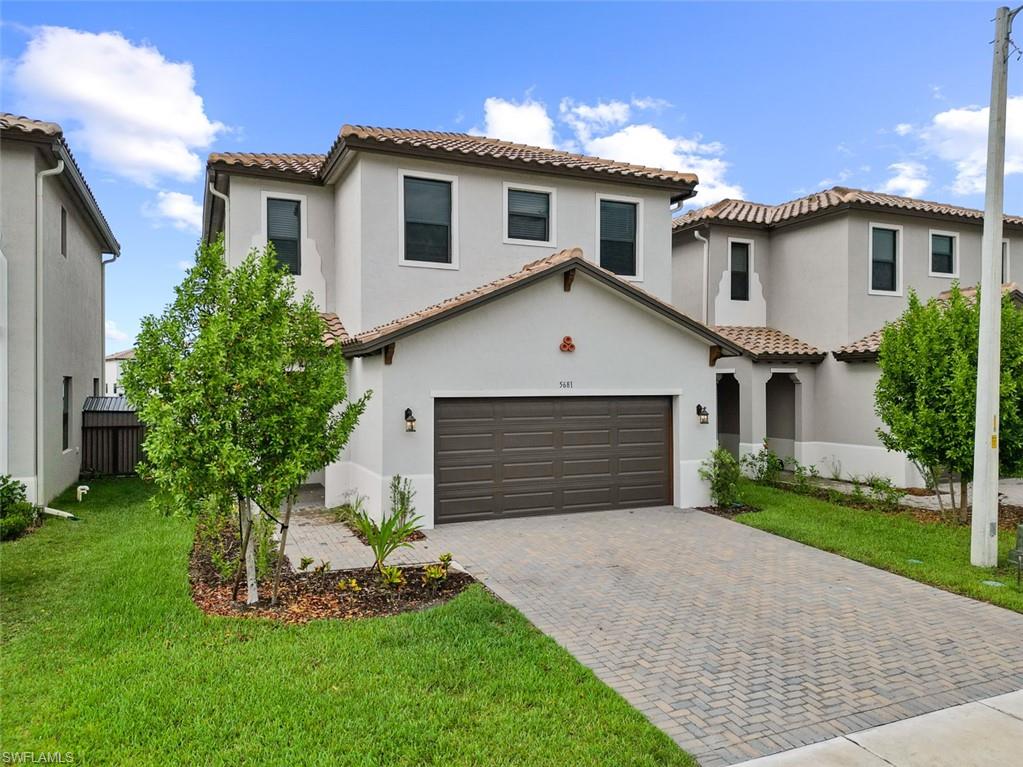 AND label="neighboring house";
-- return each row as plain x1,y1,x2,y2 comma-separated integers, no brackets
1,114,120,504
104,348,134,394
202,125,744,525
672,186,1021,486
